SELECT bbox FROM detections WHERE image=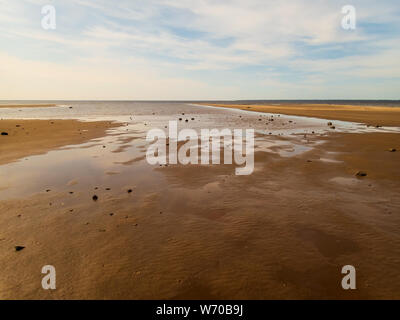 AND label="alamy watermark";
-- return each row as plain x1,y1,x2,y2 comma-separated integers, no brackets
146,121,254,175
41,265,56,290
341,265,356,290
41,5,56,30
341,5,356,30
